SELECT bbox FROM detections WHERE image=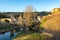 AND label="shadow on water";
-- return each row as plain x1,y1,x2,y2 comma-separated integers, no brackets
0,32,17,40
